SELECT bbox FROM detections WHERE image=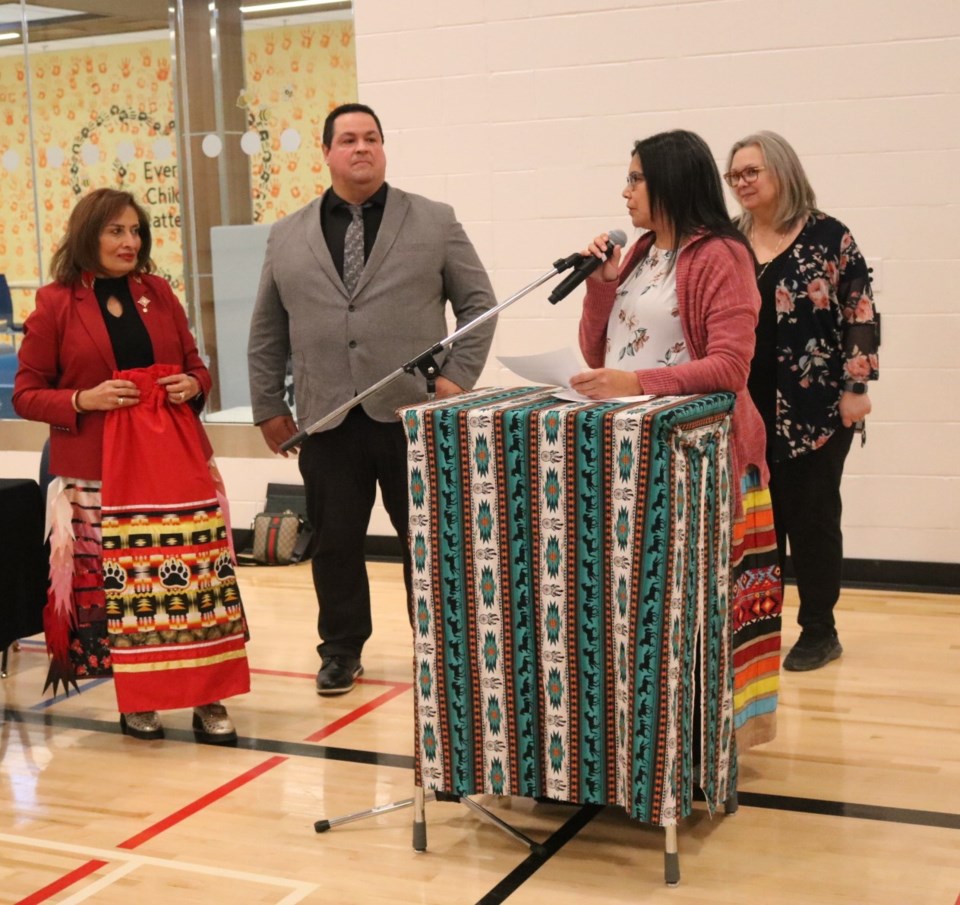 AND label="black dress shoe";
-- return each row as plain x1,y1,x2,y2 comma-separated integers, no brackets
783,633,843,671
316,656,363,695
